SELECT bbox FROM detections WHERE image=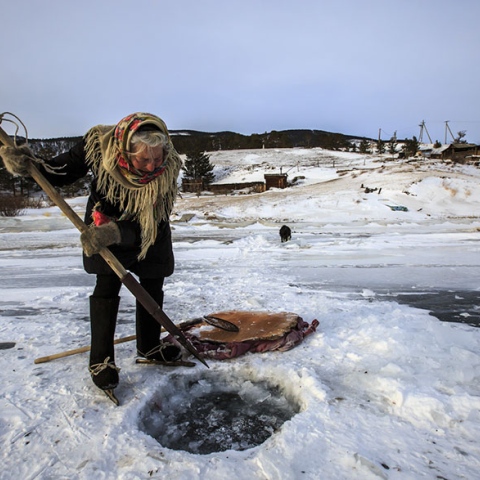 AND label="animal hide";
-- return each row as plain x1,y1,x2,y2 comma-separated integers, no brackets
167,311,319,360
